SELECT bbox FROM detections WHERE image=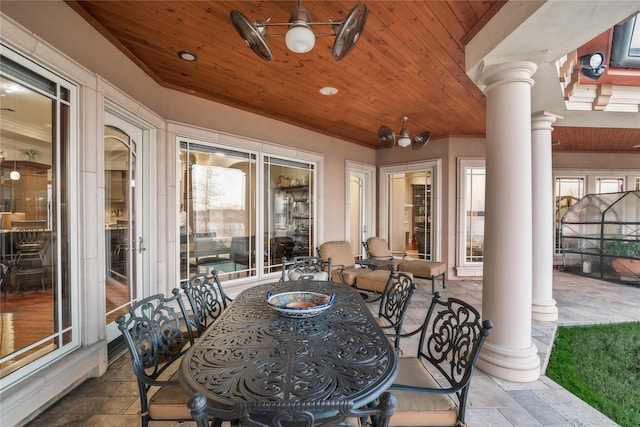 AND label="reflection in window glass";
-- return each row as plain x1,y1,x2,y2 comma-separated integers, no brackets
179,143,256,282
0,54,74,385
555,177,584,254
464,167,485,263
264,157,314,274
